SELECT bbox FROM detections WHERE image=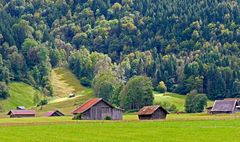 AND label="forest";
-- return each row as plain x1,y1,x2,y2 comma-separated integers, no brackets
1,0,240,108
